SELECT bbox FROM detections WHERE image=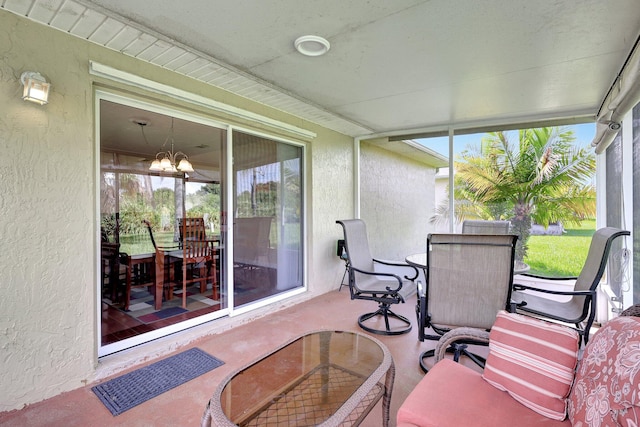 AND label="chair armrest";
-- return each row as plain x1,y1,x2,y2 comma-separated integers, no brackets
513,282,595,296
434,327,490,363
349,266,404,293
372,258,419,281
518,272,578,281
